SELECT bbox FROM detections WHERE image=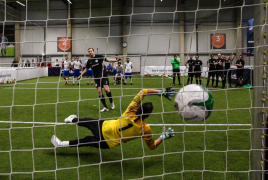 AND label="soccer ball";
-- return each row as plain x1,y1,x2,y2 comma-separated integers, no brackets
174,84,214,122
